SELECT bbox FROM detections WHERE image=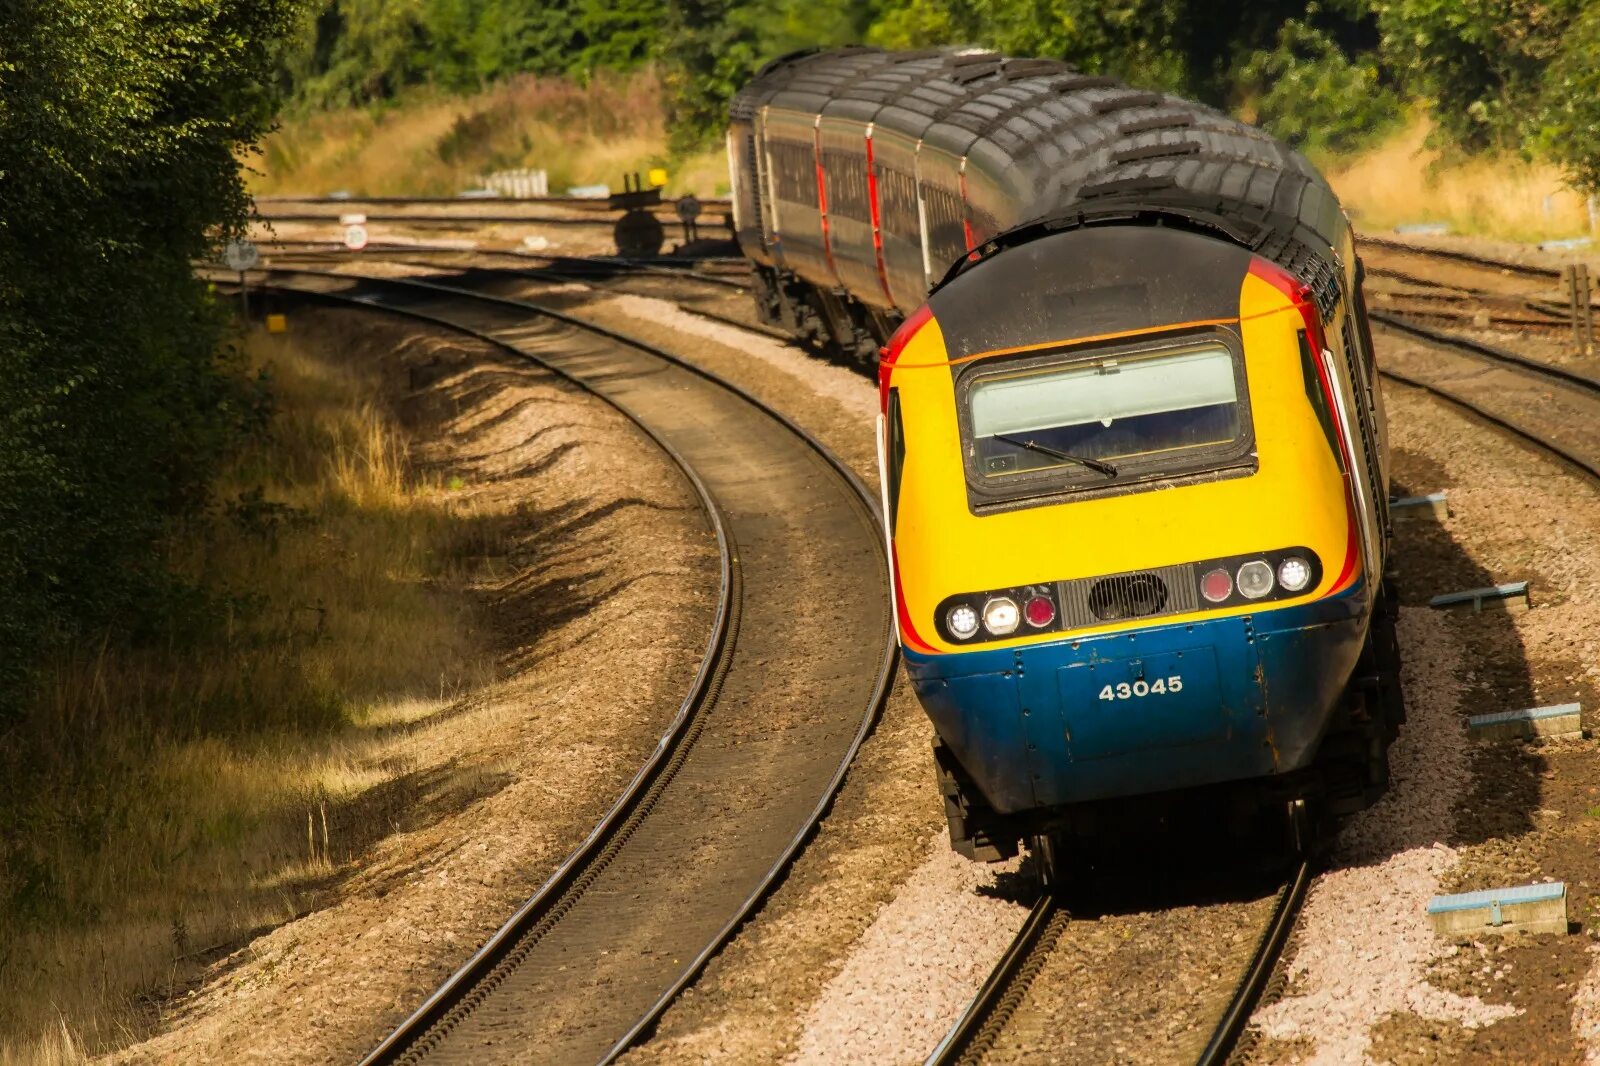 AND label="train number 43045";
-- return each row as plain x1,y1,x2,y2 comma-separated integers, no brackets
1098,676,1183,701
